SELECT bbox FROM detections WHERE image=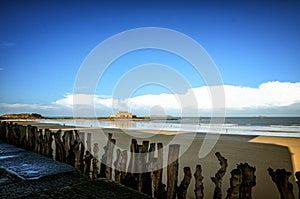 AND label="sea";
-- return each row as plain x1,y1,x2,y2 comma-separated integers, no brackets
39,117,300,138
